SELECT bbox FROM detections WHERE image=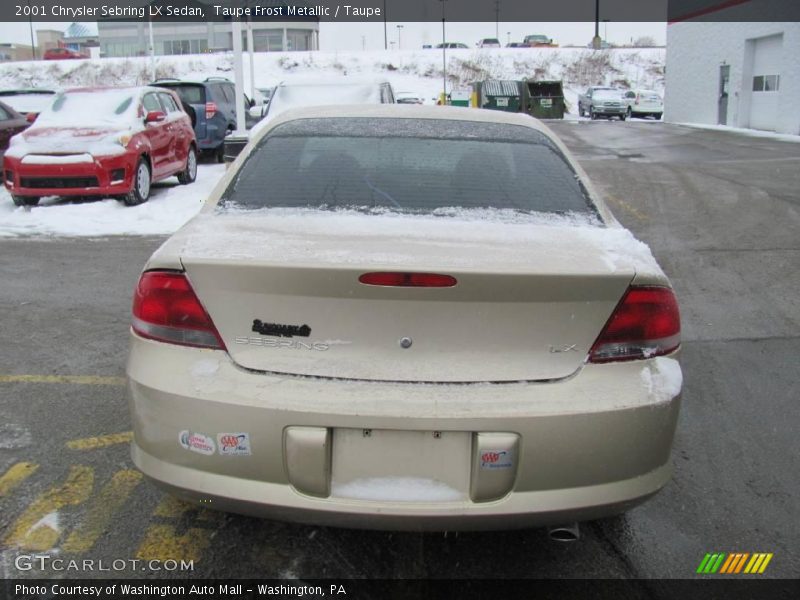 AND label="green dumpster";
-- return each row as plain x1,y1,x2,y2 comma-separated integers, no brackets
523,80,566,119
450,89,471,107
478,80,522,112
